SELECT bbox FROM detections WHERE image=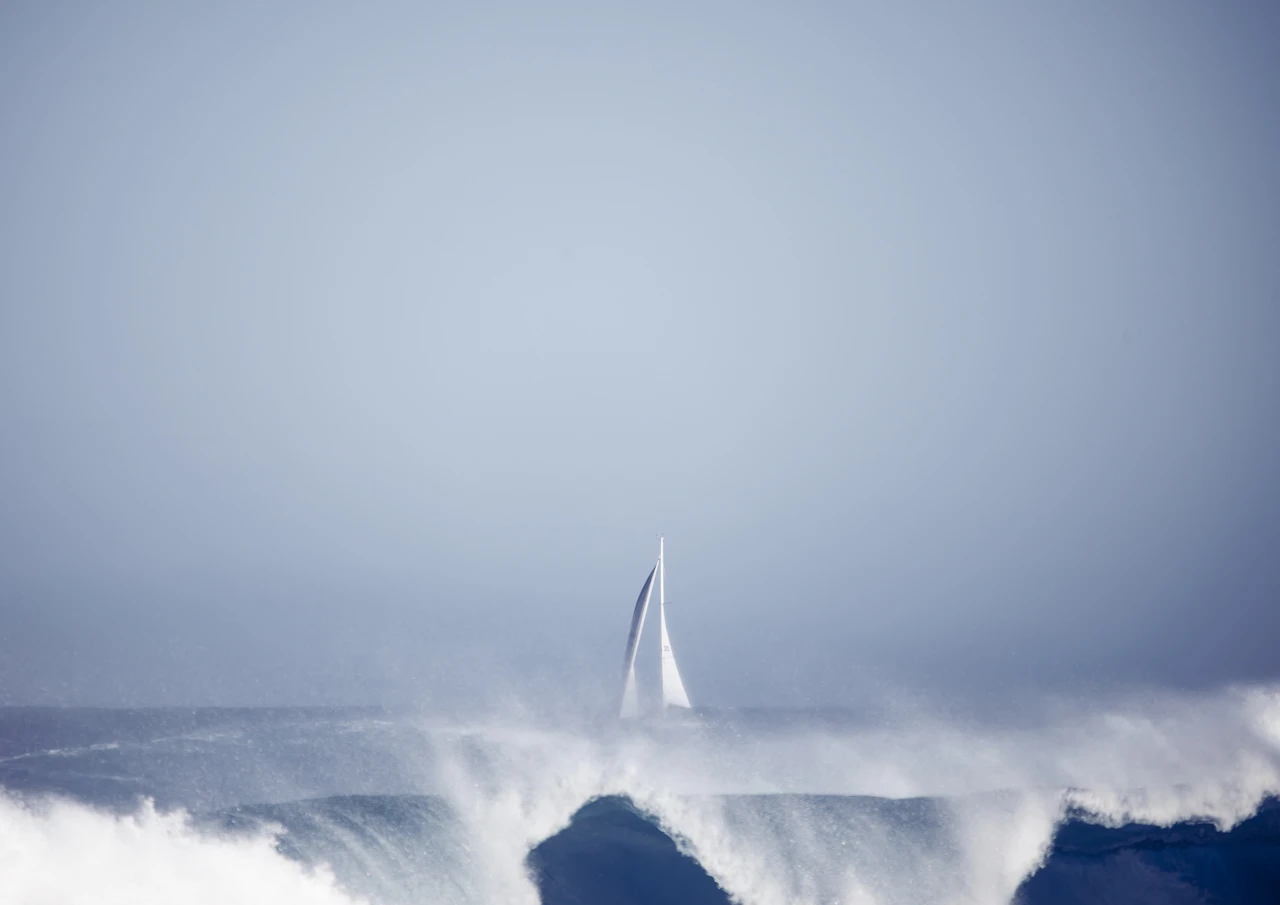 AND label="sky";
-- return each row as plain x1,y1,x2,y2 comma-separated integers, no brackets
1,1,1278,708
